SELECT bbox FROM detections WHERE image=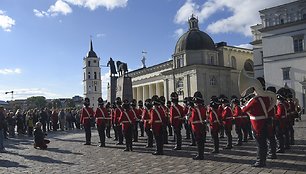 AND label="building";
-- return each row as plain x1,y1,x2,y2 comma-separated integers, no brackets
83,40,102,109
251,0,306,108
128,15,253,104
